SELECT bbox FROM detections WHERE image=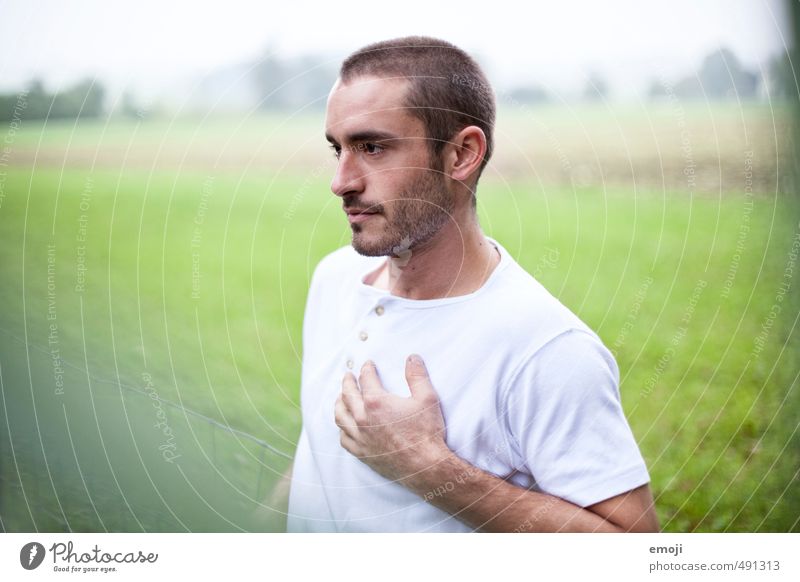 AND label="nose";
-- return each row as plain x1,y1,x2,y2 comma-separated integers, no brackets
330,149,365,198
